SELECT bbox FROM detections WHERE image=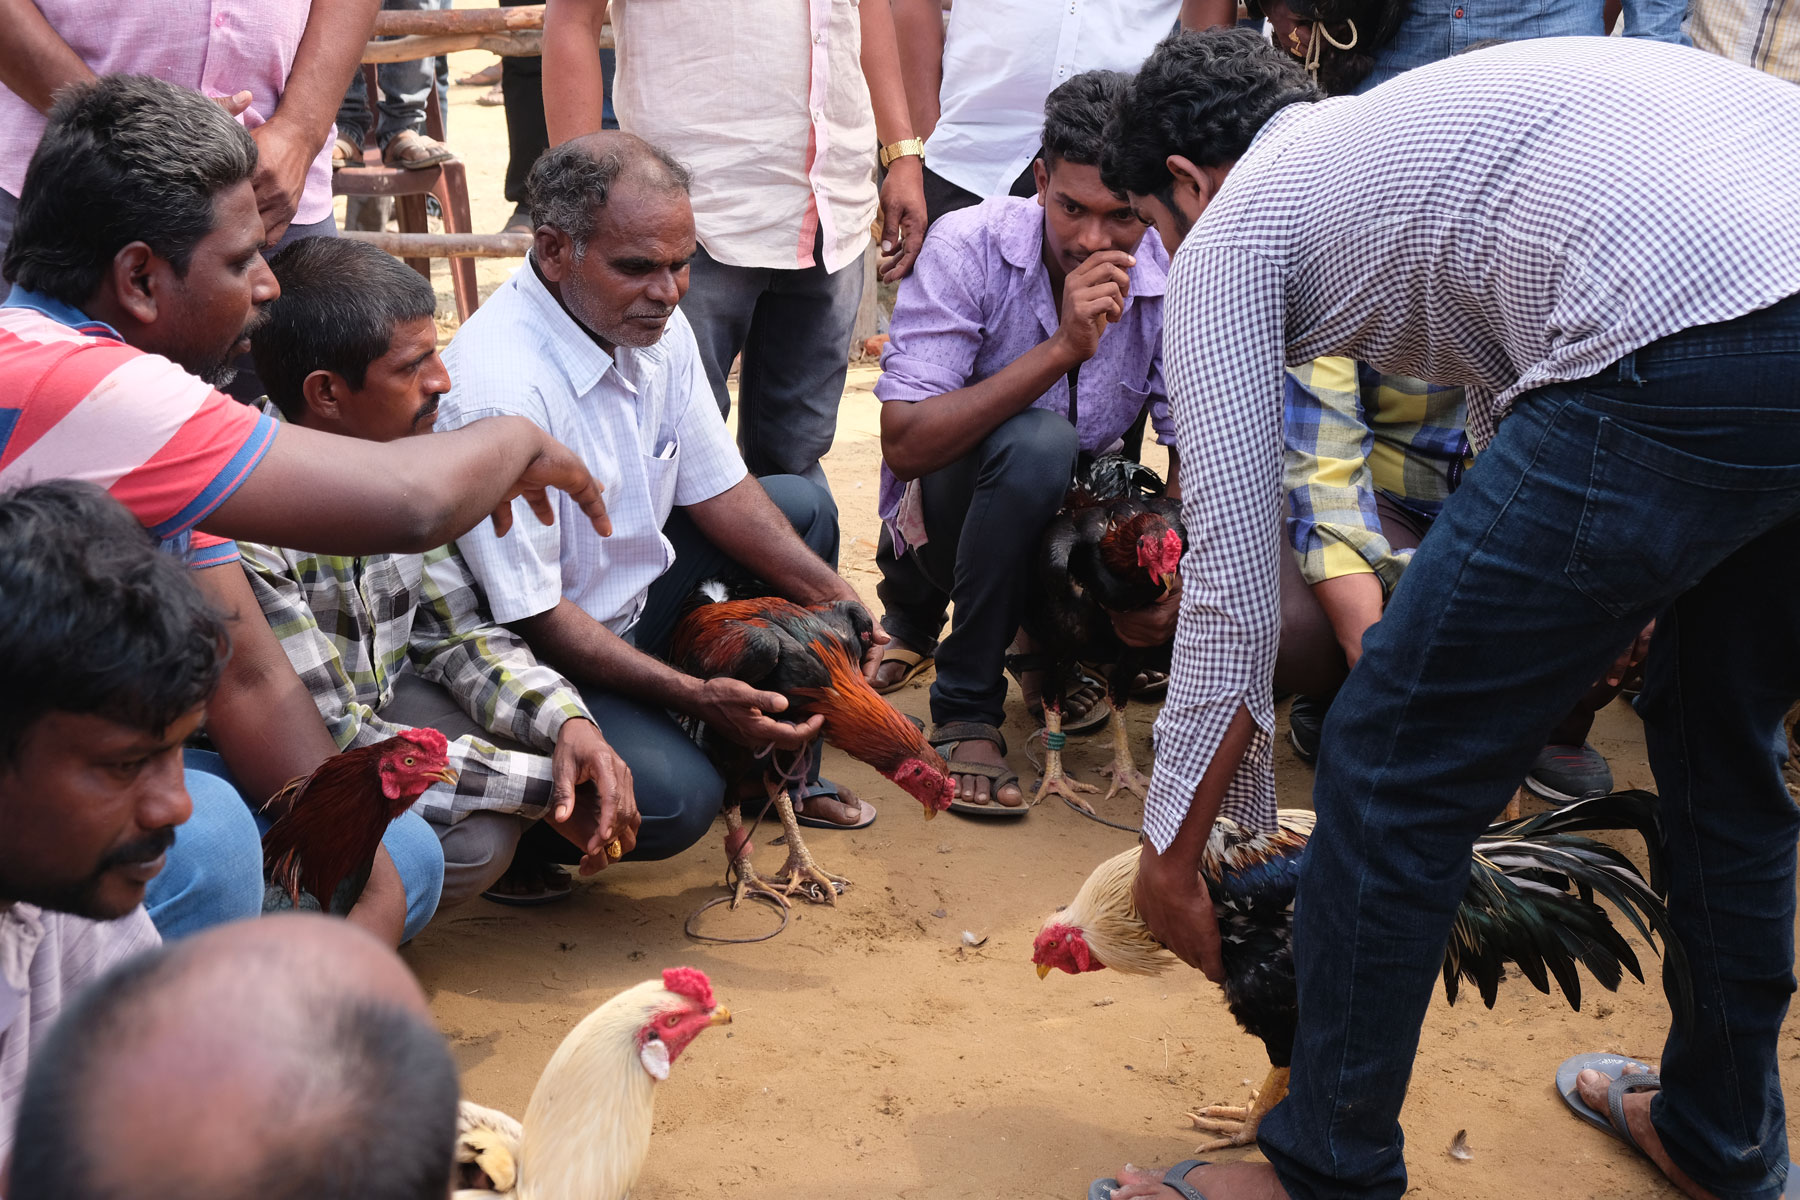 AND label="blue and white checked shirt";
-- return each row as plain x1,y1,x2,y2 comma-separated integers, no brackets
439,259,748,634
1146,36,1800,849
